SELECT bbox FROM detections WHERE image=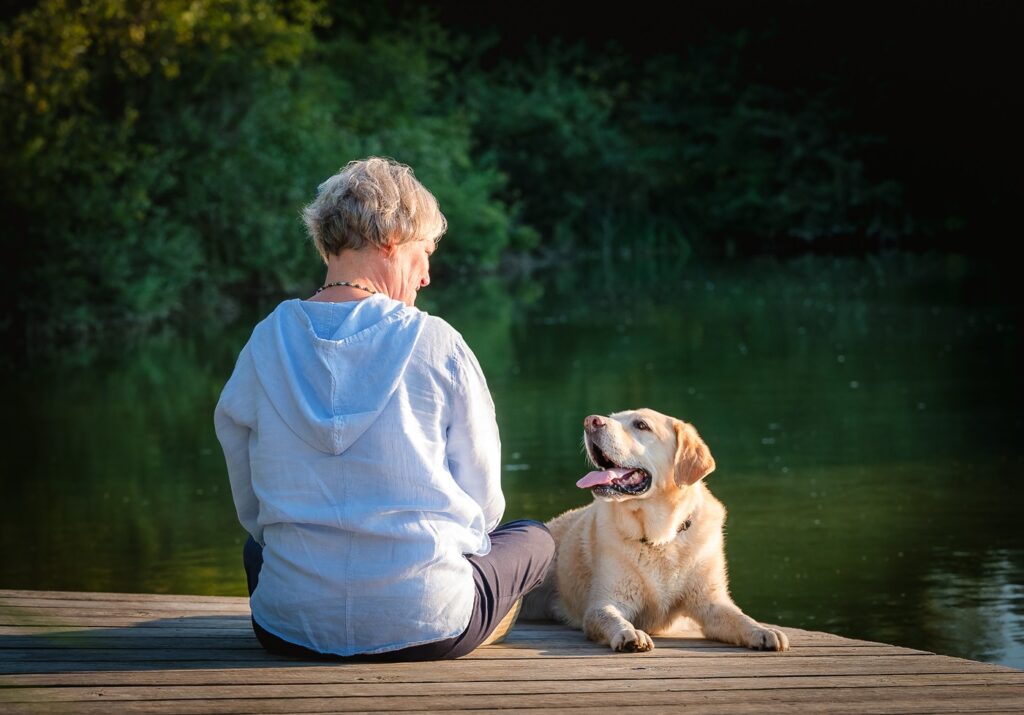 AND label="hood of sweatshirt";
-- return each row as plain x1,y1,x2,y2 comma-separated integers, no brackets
247,295,427,455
